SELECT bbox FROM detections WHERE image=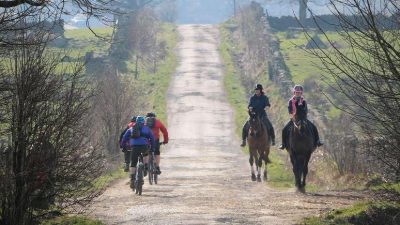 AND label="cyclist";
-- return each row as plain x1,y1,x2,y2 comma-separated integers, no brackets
121,116,155,189
145,112,169,175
